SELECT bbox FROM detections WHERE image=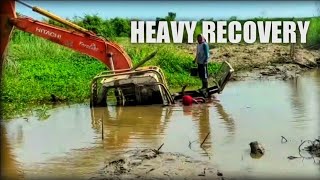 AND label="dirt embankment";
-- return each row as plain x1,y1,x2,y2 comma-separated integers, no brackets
183,43,320,81
91,149,226,180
